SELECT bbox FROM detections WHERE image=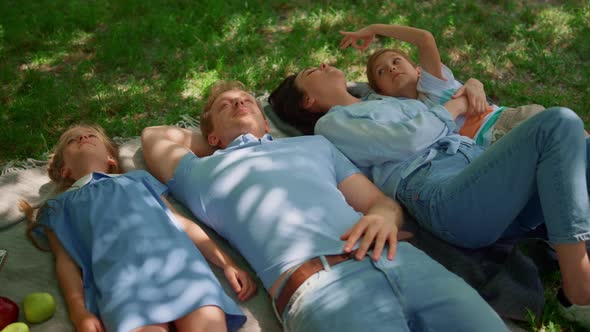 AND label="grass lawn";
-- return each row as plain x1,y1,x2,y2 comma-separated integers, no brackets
0,0,589,330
